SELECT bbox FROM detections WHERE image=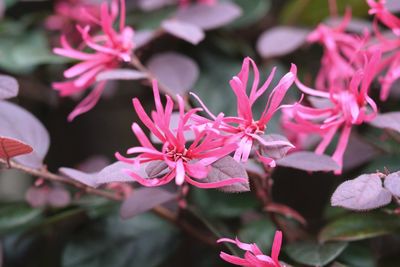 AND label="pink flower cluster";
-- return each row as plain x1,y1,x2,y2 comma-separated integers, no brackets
117,58,296,189
52,0,134,121
218,230,283,267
